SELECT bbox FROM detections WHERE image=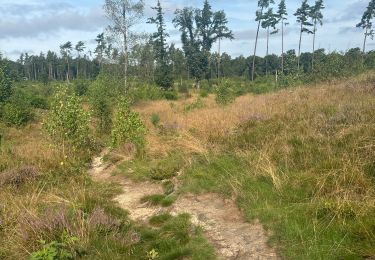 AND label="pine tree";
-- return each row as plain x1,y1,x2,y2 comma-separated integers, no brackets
277,0,288,73
60,42,72,81
94,33,106,67
75,41,85,78
148,0,173,89
294,0,313,71
252,0,274,81
310,0,324,71
261,8,278,75
357,0,375,55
